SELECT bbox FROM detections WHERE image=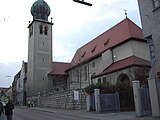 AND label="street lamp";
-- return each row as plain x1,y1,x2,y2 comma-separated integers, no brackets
73,0,92,6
